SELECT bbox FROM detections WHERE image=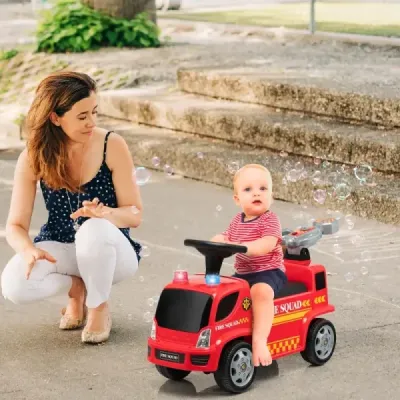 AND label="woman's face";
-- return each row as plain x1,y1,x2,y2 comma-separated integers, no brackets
53,91,98,144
